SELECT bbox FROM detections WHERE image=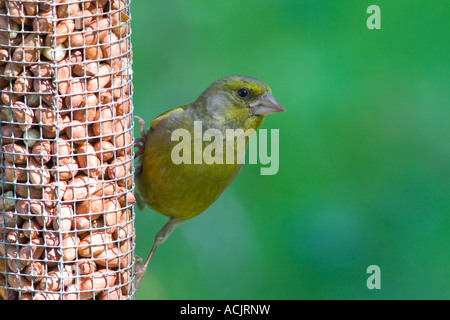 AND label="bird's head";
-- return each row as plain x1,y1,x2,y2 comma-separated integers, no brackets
194,75,285,129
